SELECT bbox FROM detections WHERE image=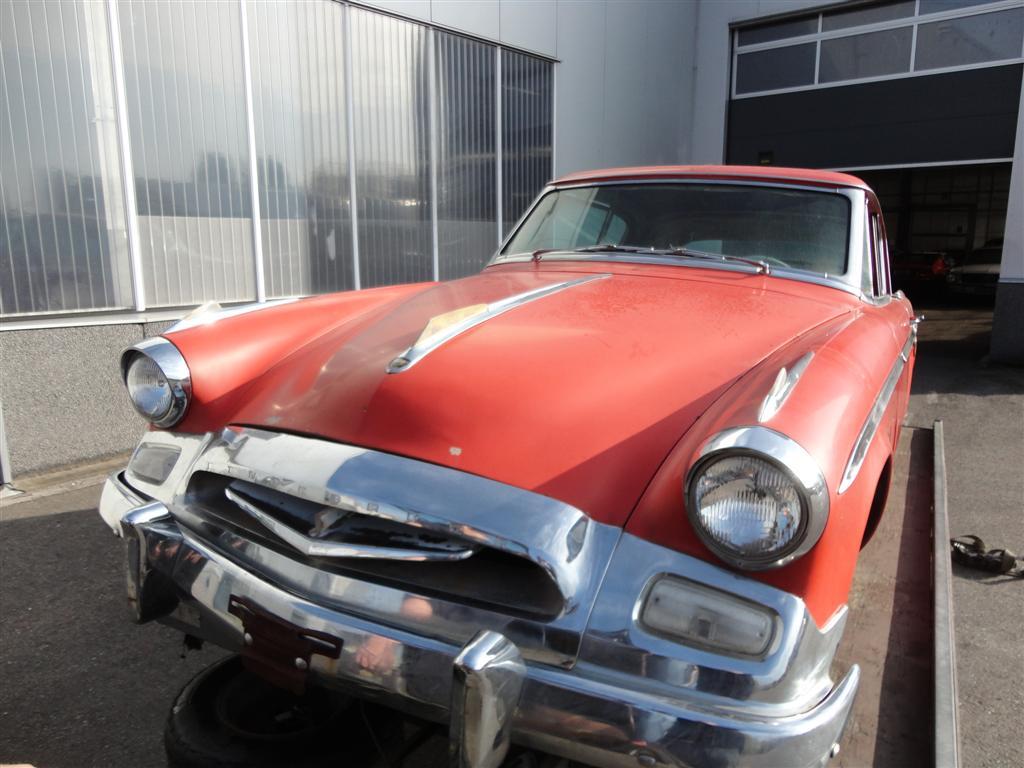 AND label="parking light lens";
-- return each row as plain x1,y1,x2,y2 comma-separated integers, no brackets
640,576,777,658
